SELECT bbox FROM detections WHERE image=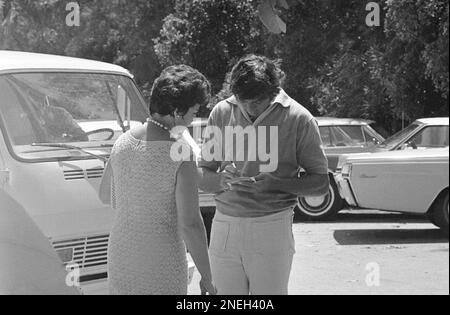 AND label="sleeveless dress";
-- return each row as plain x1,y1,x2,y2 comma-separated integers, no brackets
107,131,187,295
